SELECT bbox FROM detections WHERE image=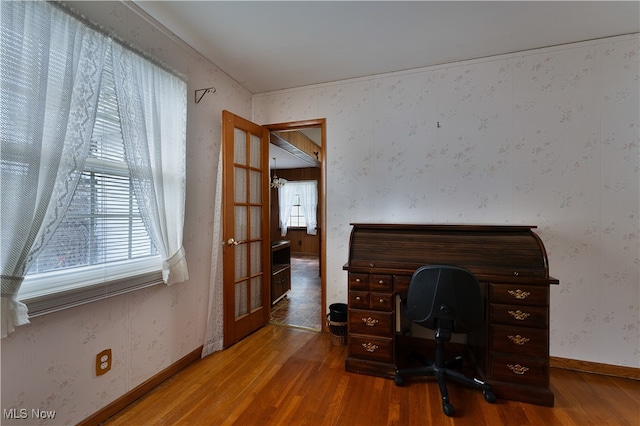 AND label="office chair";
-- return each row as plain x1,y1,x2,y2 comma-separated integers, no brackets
394,265,496,417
